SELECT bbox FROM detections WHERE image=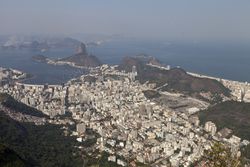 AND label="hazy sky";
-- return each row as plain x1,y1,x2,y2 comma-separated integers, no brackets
1,0,250,40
